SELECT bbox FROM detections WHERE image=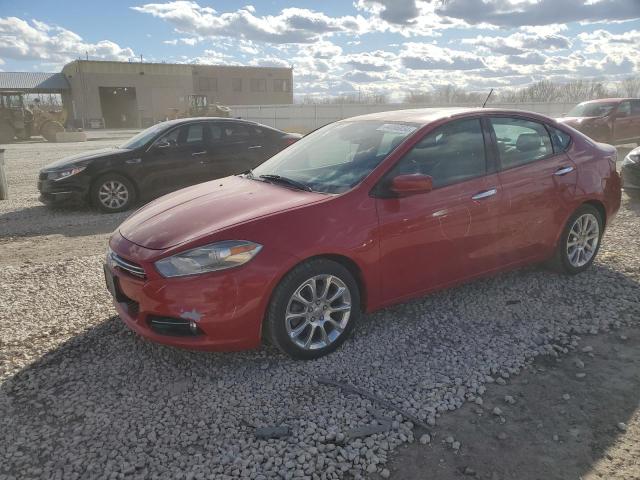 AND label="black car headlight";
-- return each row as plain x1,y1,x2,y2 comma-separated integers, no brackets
47,166,87,181
155,240,263,278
